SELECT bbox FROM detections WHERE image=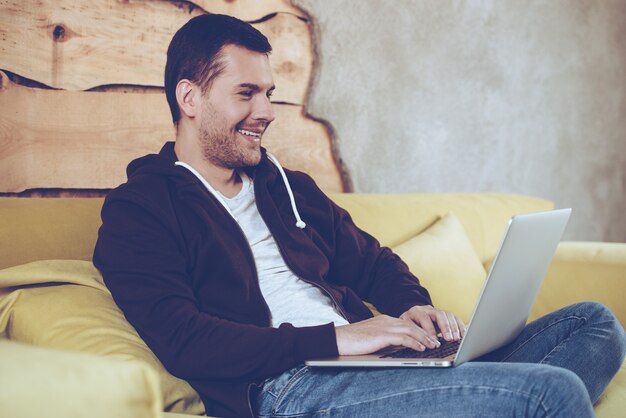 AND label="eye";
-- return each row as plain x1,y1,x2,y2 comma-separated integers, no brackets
266,90,274,99
238,90,253,98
